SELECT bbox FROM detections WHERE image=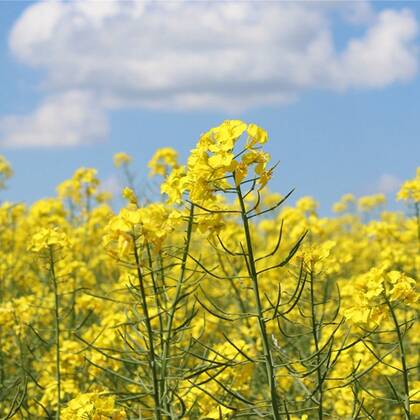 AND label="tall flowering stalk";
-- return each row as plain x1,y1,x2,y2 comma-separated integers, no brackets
235,182,281,418
29,228,70,419
103,199,192,418
132,236,161,419
161,120,306,418
160,203,194,417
